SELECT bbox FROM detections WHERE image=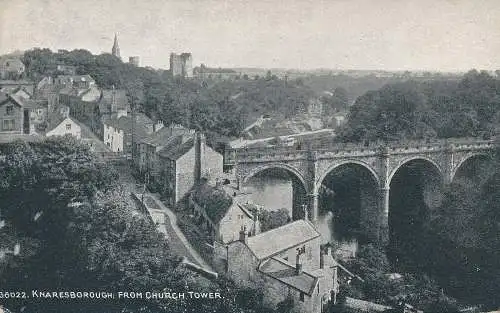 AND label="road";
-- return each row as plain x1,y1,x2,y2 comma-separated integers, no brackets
114,161,213,271
137,193,213,271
